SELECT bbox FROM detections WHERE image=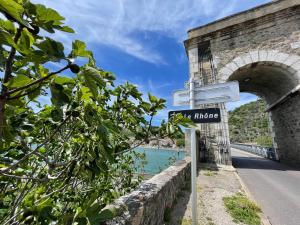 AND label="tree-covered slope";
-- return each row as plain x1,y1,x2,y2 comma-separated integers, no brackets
228,100,272,146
